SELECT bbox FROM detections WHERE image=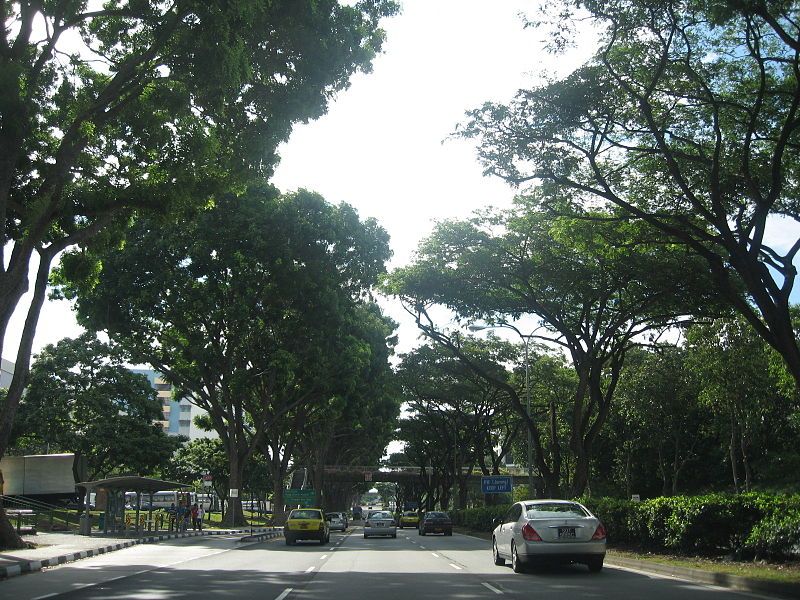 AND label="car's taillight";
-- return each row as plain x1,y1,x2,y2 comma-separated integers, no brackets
522,523,542,541
591,523,607,540
319,522,325,530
